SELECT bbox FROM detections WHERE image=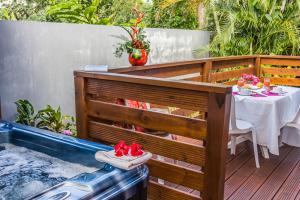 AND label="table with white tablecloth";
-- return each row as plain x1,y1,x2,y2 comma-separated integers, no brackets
232,86,300,156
